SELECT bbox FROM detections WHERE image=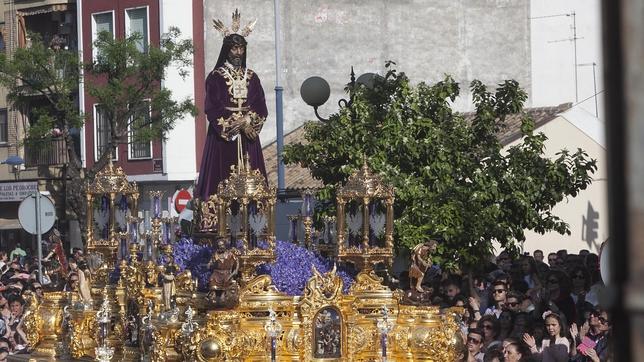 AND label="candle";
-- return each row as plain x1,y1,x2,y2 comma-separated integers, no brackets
162,222,169,244
145,236,153,261
120,236,128,260
301,191,314,217
170,218,176,243
153,195,161,218
129,219,138,244
306,194,313,216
